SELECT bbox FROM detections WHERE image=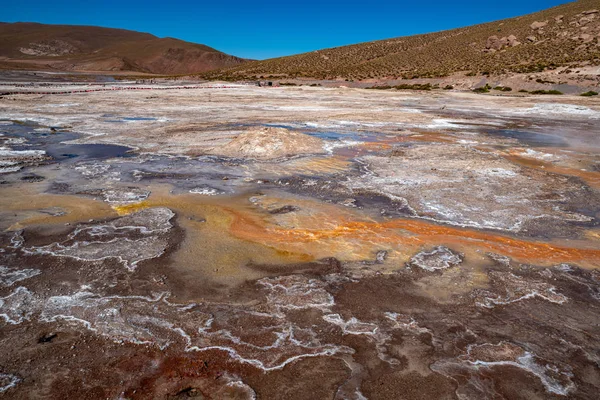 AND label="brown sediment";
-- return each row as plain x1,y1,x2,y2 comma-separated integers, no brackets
409,131,457,144
339,131,456,158
357,141,393,151
586,230,600,241
472,143,600,189
278,155,352,175
111,187,317,289
504,152,600,189
0,185,116,230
